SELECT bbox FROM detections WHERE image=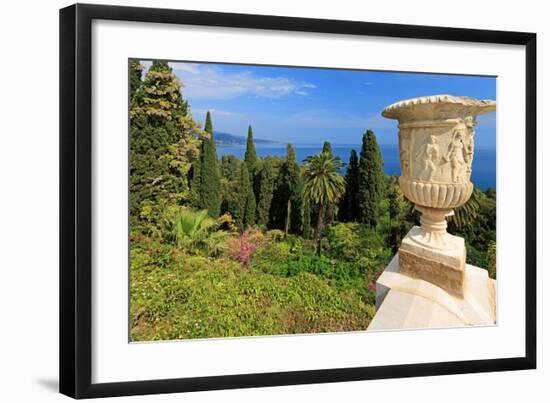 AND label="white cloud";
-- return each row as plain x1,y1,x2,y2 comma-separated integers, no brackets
190,108,240,118
169,62,317,100
173,63,201,74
